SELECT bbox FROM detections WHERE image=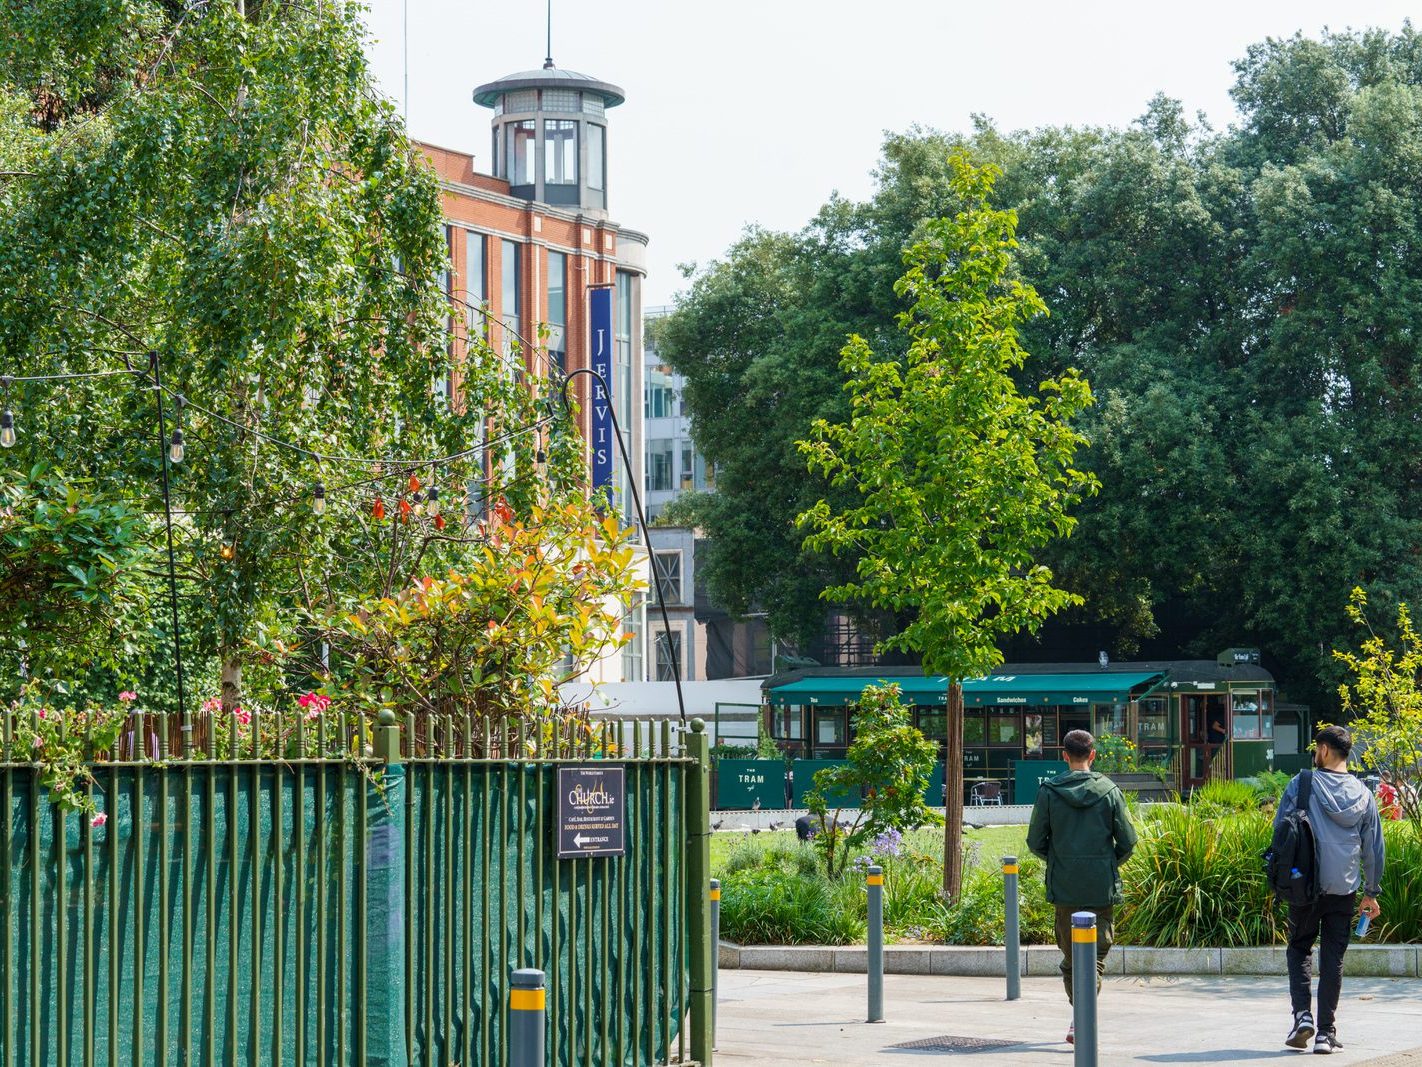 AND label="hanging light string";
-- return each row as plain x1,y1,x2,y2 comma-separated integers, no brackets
0,360,564,473
131,415,561,522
